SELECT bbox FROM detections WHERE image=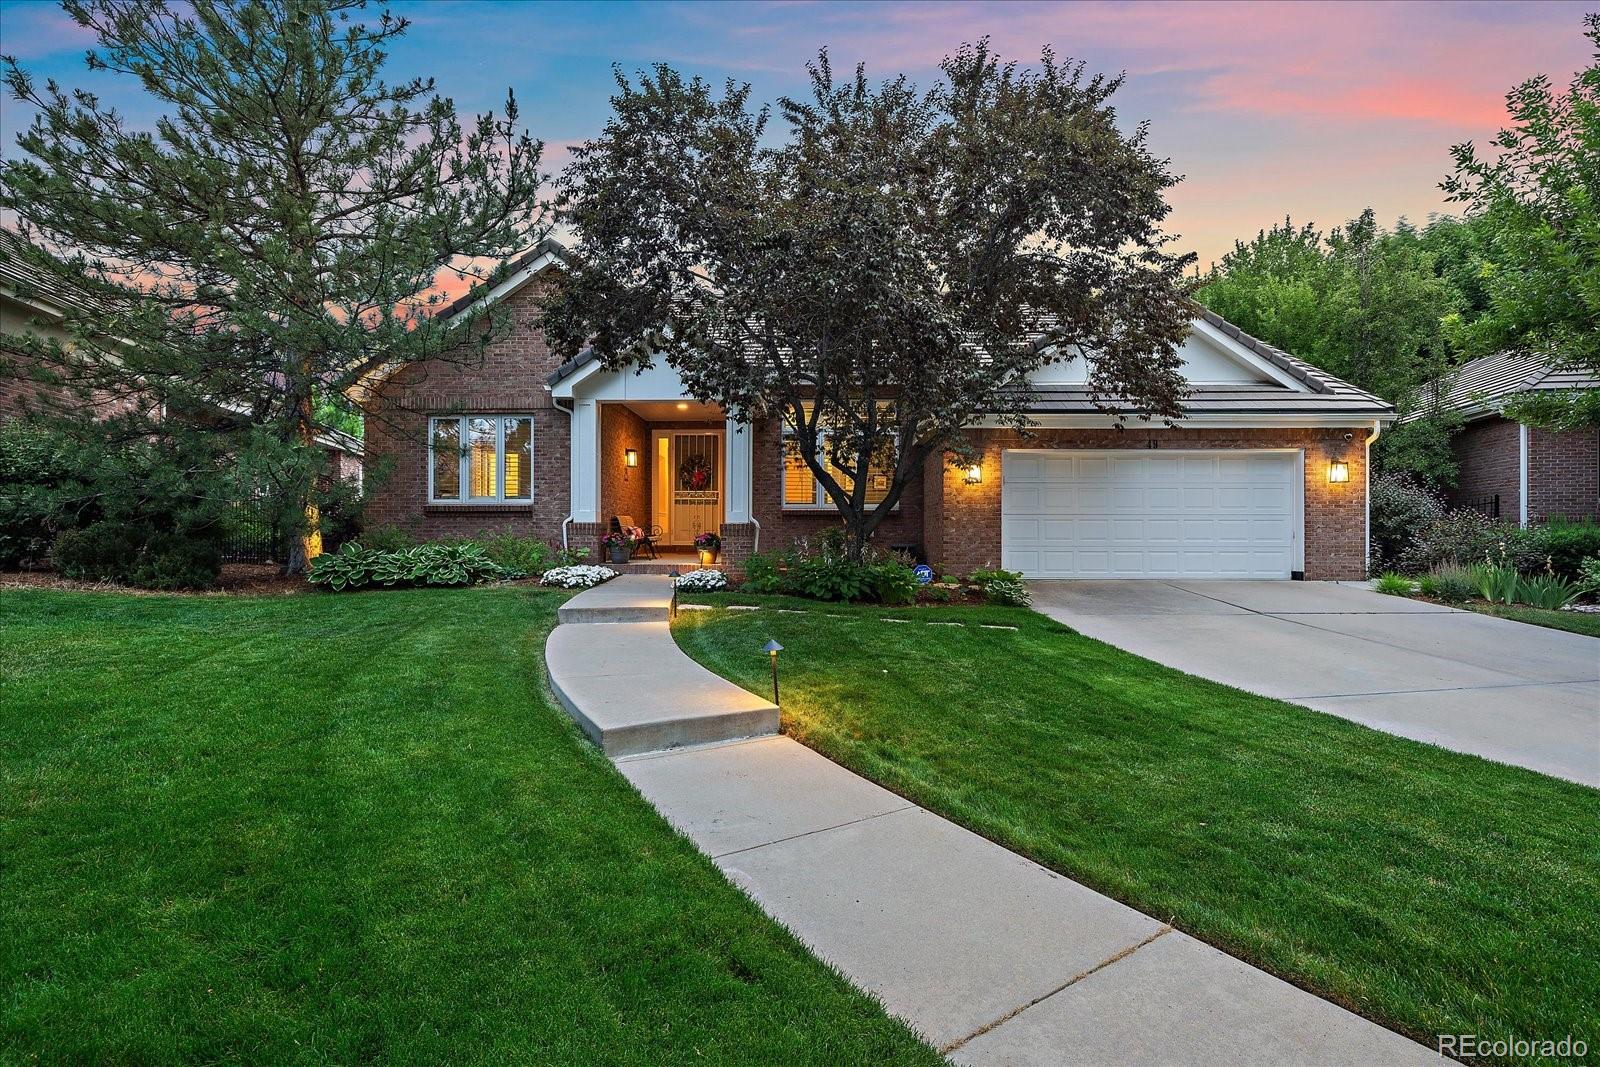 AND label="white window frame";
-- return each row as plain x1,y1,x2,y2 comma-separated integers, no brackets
780,429,897,512
428,415,535,504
